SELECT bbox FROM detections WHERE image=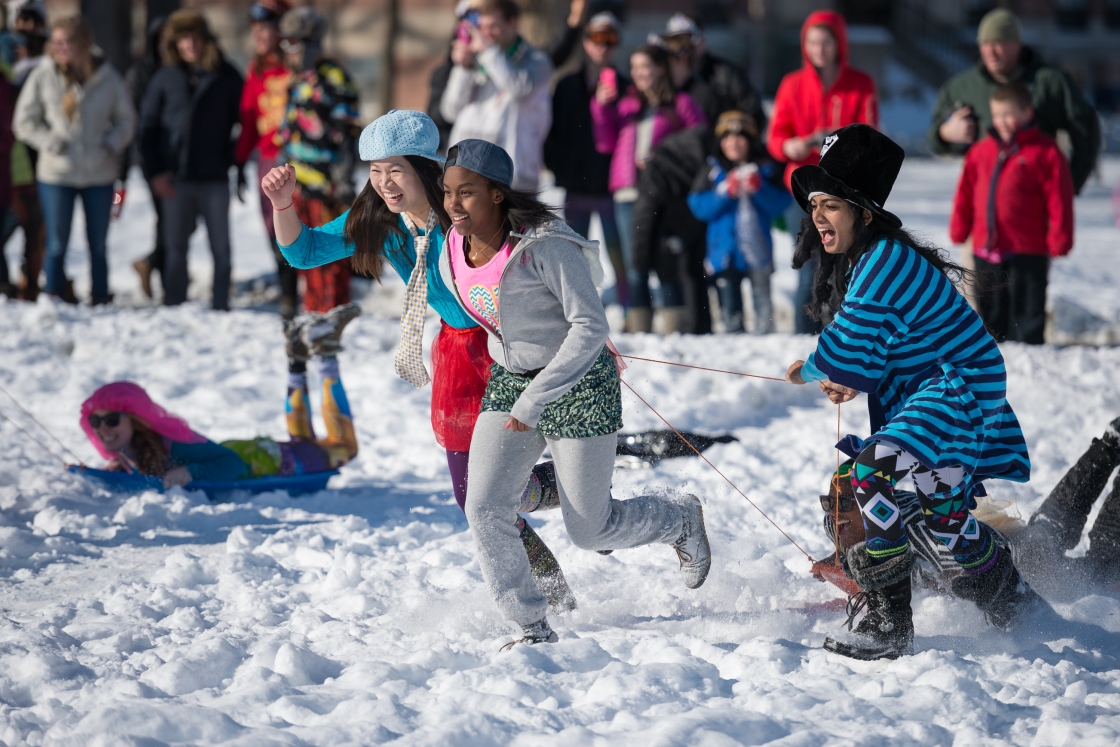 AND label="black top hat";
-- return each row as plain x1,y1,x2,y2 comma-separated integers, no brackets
791,124,905,229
